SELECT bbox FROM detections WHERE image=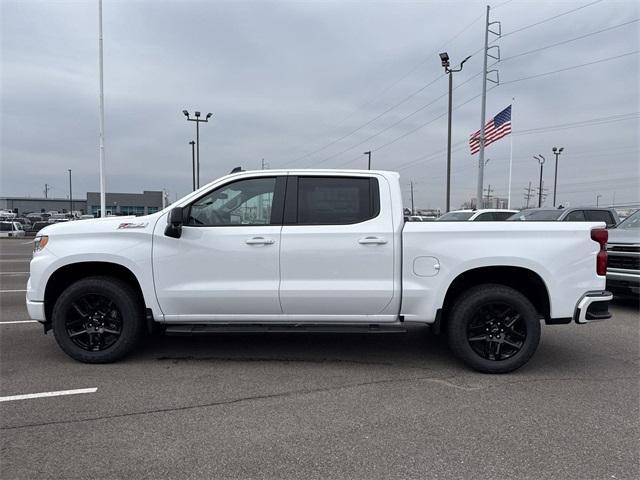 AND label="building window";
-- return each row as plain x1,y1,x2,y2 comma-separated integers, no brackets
147,207,159,214
120,206,145,216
